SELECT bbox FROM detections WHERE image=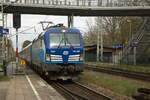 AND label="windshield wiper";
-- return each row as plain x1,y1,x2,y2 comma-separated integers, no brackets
65,37,74,49
57,38,64,49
